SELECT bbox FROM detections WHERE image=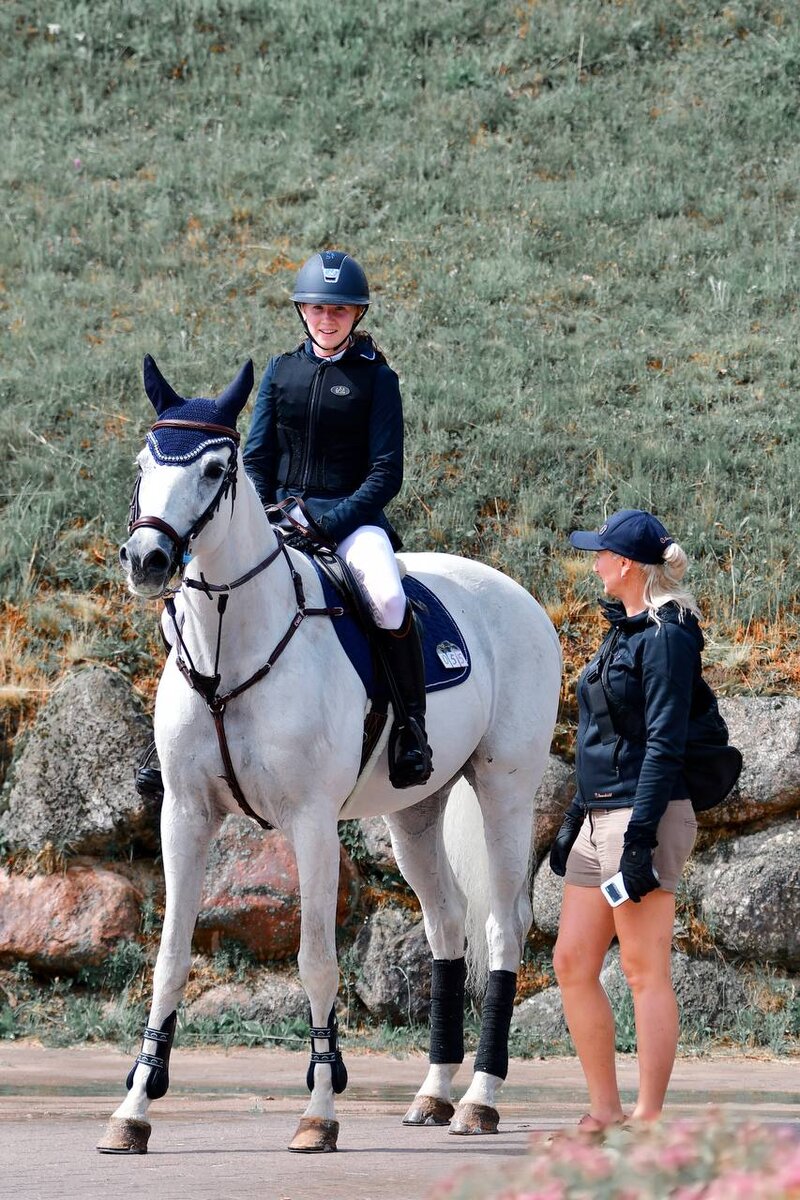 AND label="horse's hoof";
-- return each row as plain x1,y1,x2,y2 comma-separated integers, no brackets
449,1102,500,1135
402,1094,455,1126
288,1116,339,1153
96,1117,151,1154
